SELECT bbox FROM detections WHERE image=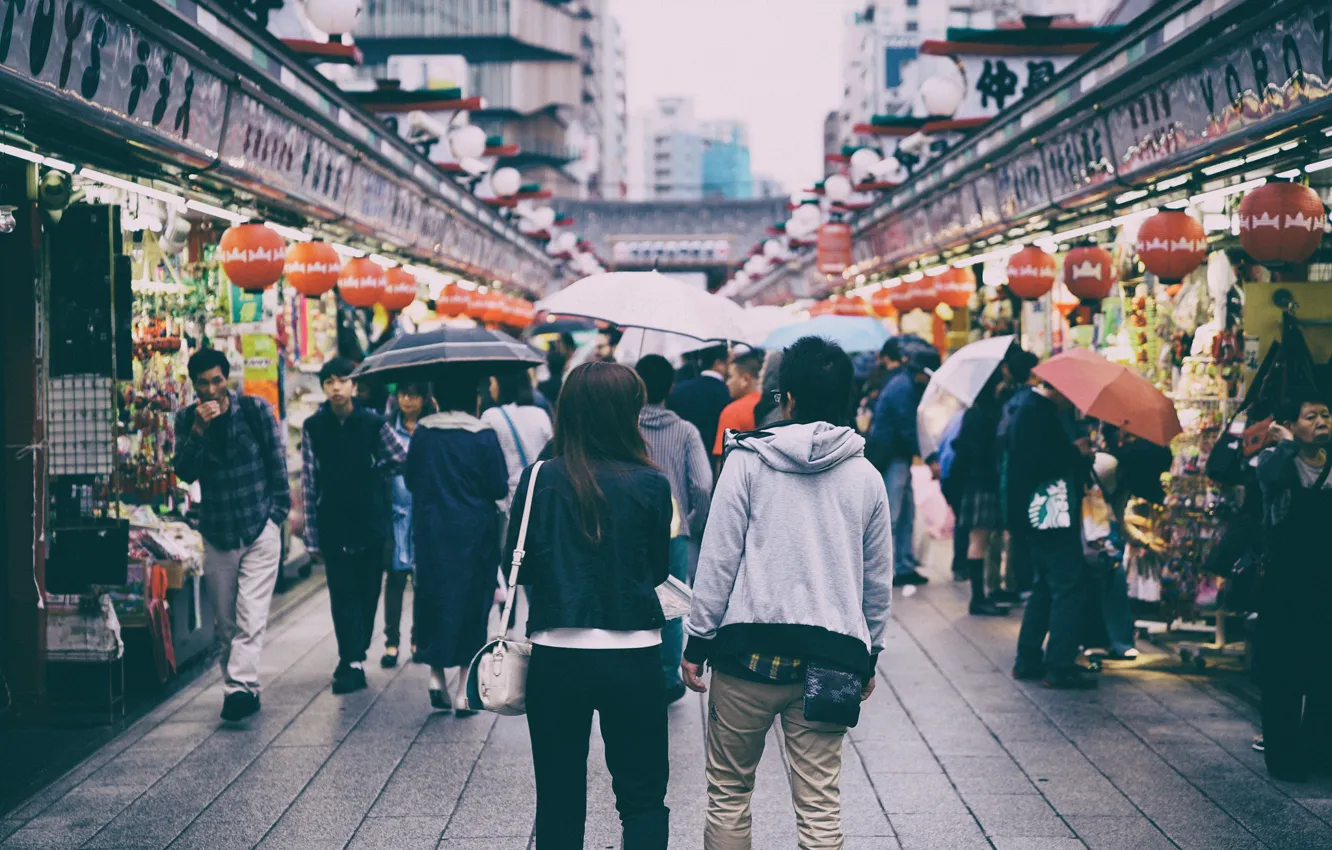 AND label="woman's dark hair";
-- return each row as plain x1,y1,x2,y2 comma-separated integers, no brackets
187,348,230,381
779,337,854,426
635,354,676,405
396,382,437,415
433,374,482,414
553,362,652,543
1004,347,1038,385
1275,390,1329,425
494,370,537,407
